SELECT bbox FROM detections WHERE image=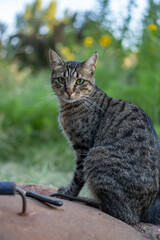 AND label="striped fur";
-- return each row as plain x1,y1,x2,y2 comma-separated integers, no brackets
49,50,160,224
